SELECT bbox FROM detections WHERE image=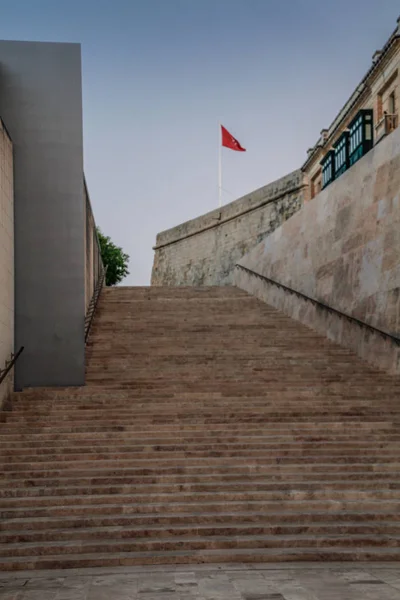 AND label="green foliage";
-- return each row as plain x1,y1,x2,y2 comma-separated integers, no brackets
97,228,130,287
